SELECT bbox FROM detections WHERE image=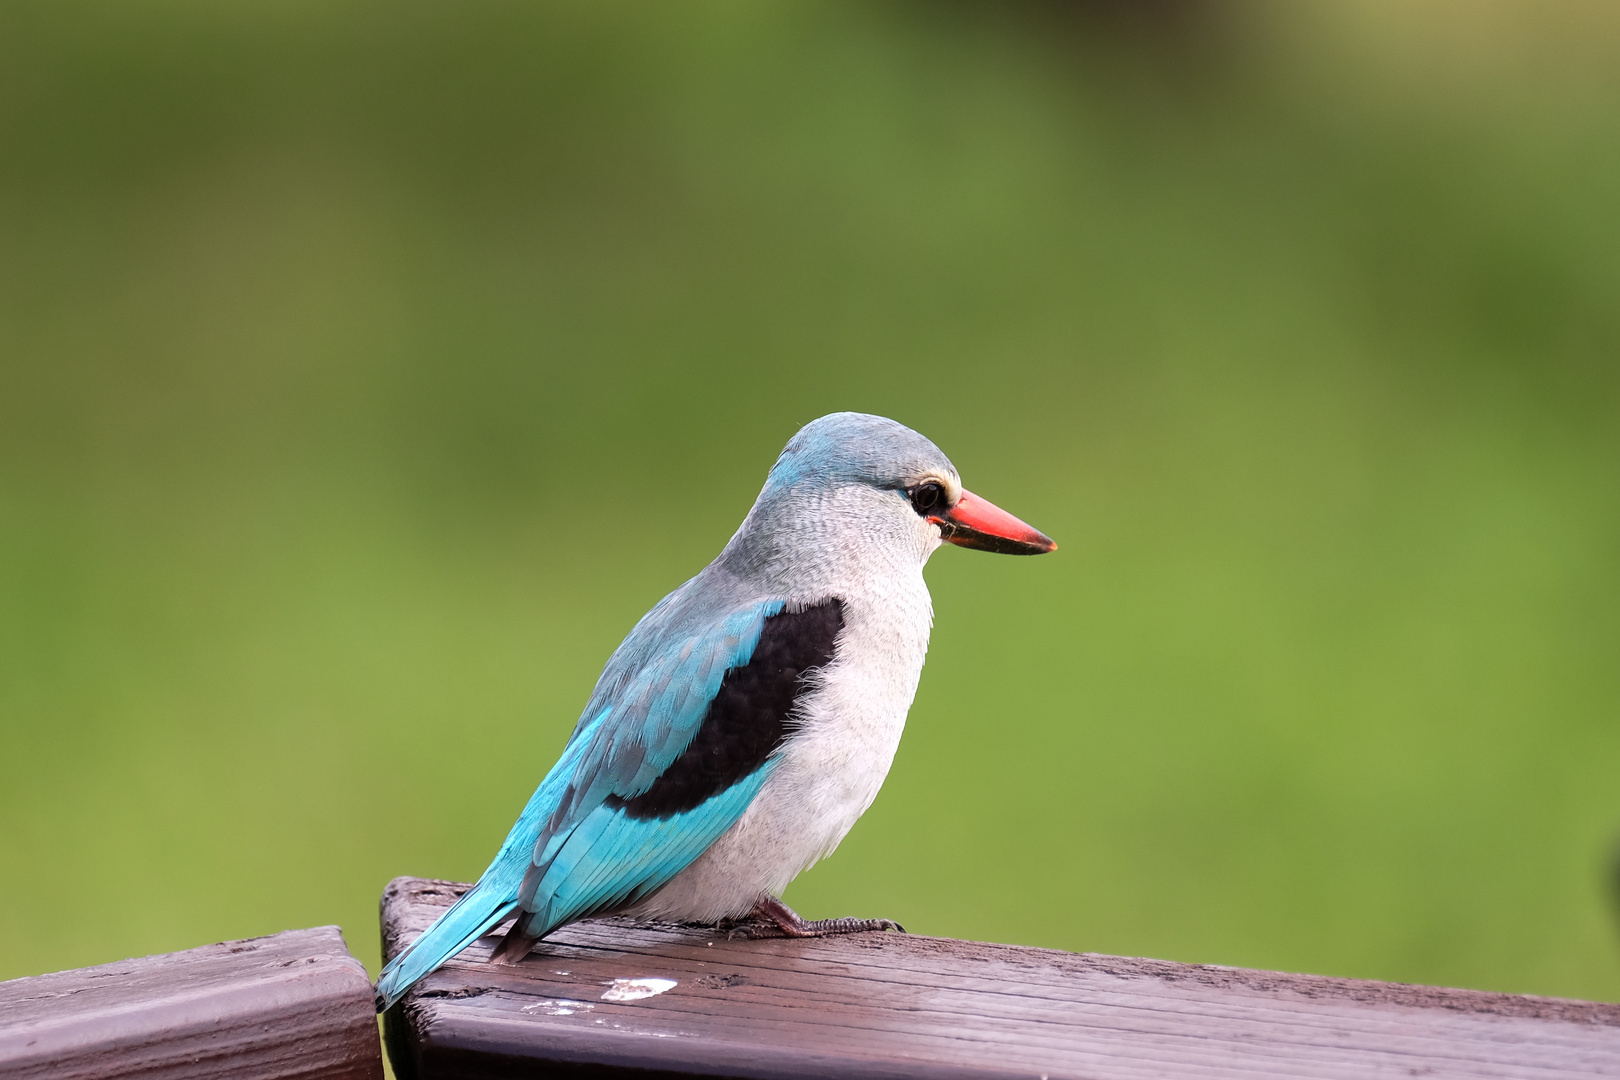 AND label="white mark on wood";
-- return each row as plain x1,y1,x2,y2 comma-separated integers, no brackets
521,999,594,1016
600,978,677,1002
